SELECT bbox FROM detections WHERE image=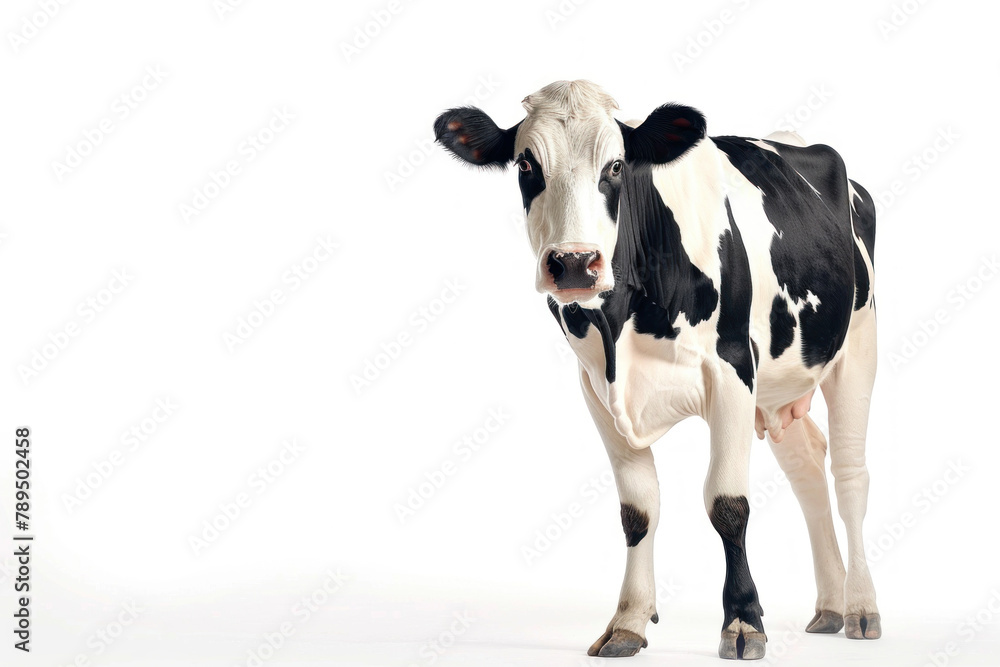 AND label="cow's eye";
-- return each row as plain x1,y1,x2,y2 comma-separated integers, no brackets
517,159,532,172
610,160,623,176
